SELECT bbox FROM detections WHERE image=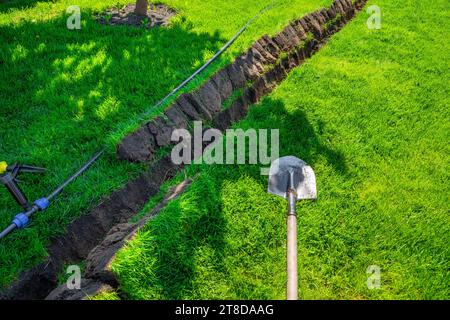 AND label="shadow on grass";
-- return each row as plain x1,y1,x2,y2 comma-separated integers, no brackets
0,10,225,290
138,180,227,299
0,12,224,159
115,96,348,299
240,96,348,175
